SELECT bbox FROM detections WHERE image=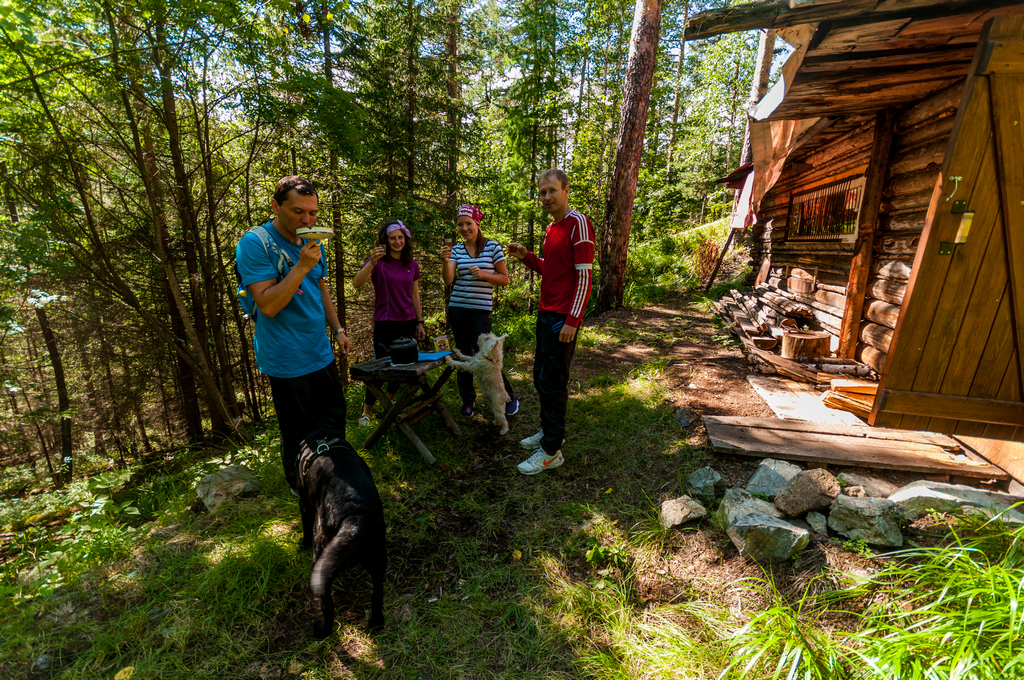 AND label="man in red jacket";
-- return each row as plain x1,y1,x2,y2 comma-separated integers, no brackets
507,169,595,475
